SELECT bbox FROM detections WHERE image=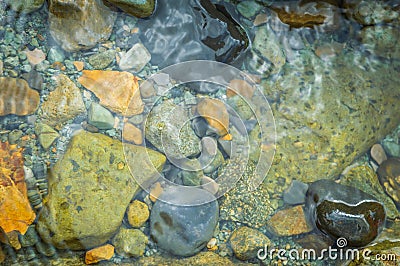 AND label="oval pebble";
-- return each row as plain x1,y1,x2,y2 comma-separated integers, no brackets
150,186,219,256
